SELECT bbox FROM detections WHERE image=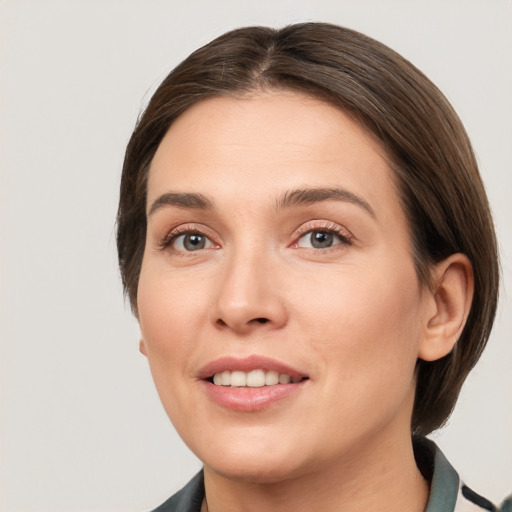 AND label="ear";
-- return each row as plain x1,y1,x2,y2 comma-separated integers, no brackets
418,253,474,362
139,338,148,357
